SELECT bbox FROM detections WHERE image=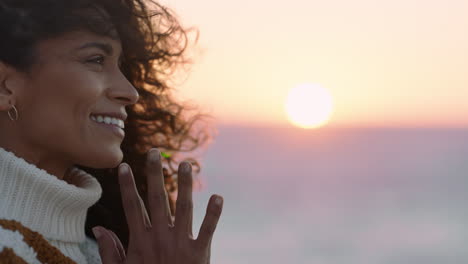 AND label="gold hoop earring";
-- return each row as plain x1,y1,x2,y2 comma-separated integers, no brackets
7,105,18,121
